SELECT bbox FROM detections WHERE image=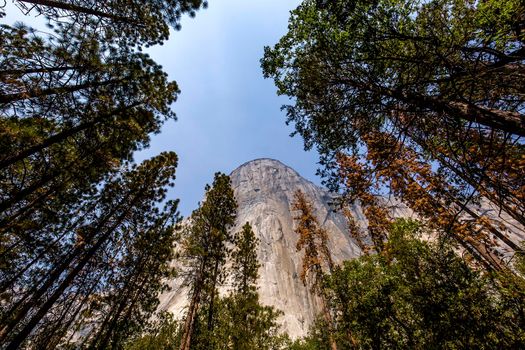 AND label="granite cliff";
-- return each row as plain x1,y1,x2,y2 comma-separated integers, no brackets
157,158,523,339
159,159,363,338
